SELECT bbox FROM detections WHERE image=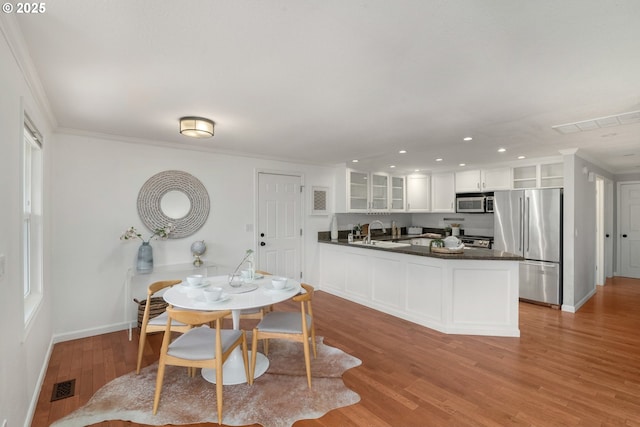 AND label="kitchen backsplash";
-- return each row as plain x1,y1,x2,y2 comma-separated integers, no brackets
334,212,494,236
